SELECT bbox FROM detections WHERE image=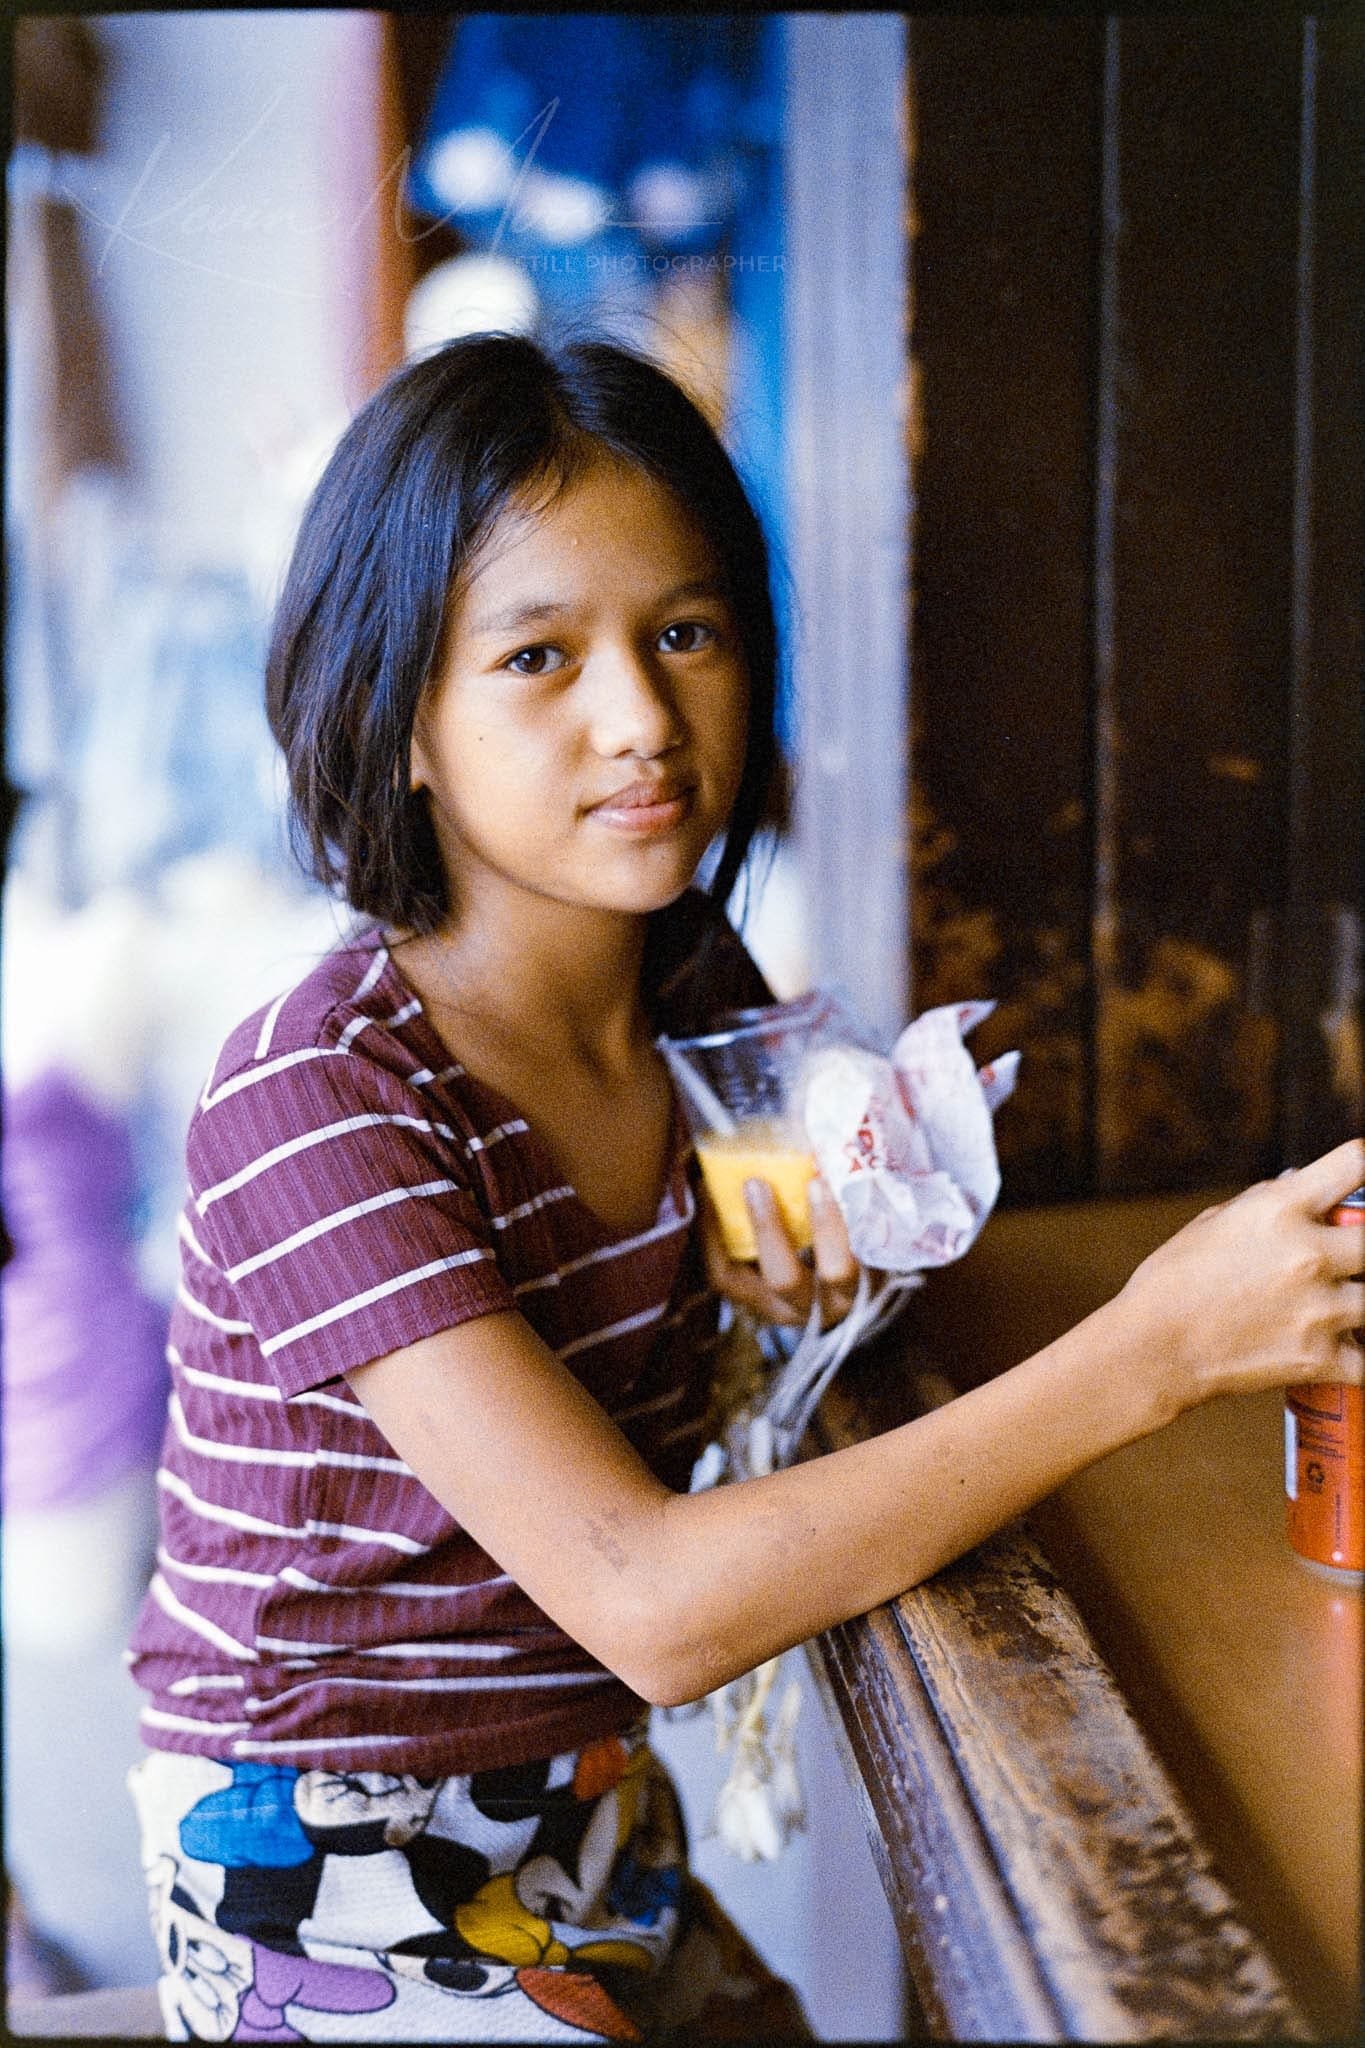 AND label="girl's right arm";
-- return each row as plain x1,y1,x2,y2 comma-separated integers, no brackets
347,1137,1365,1709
